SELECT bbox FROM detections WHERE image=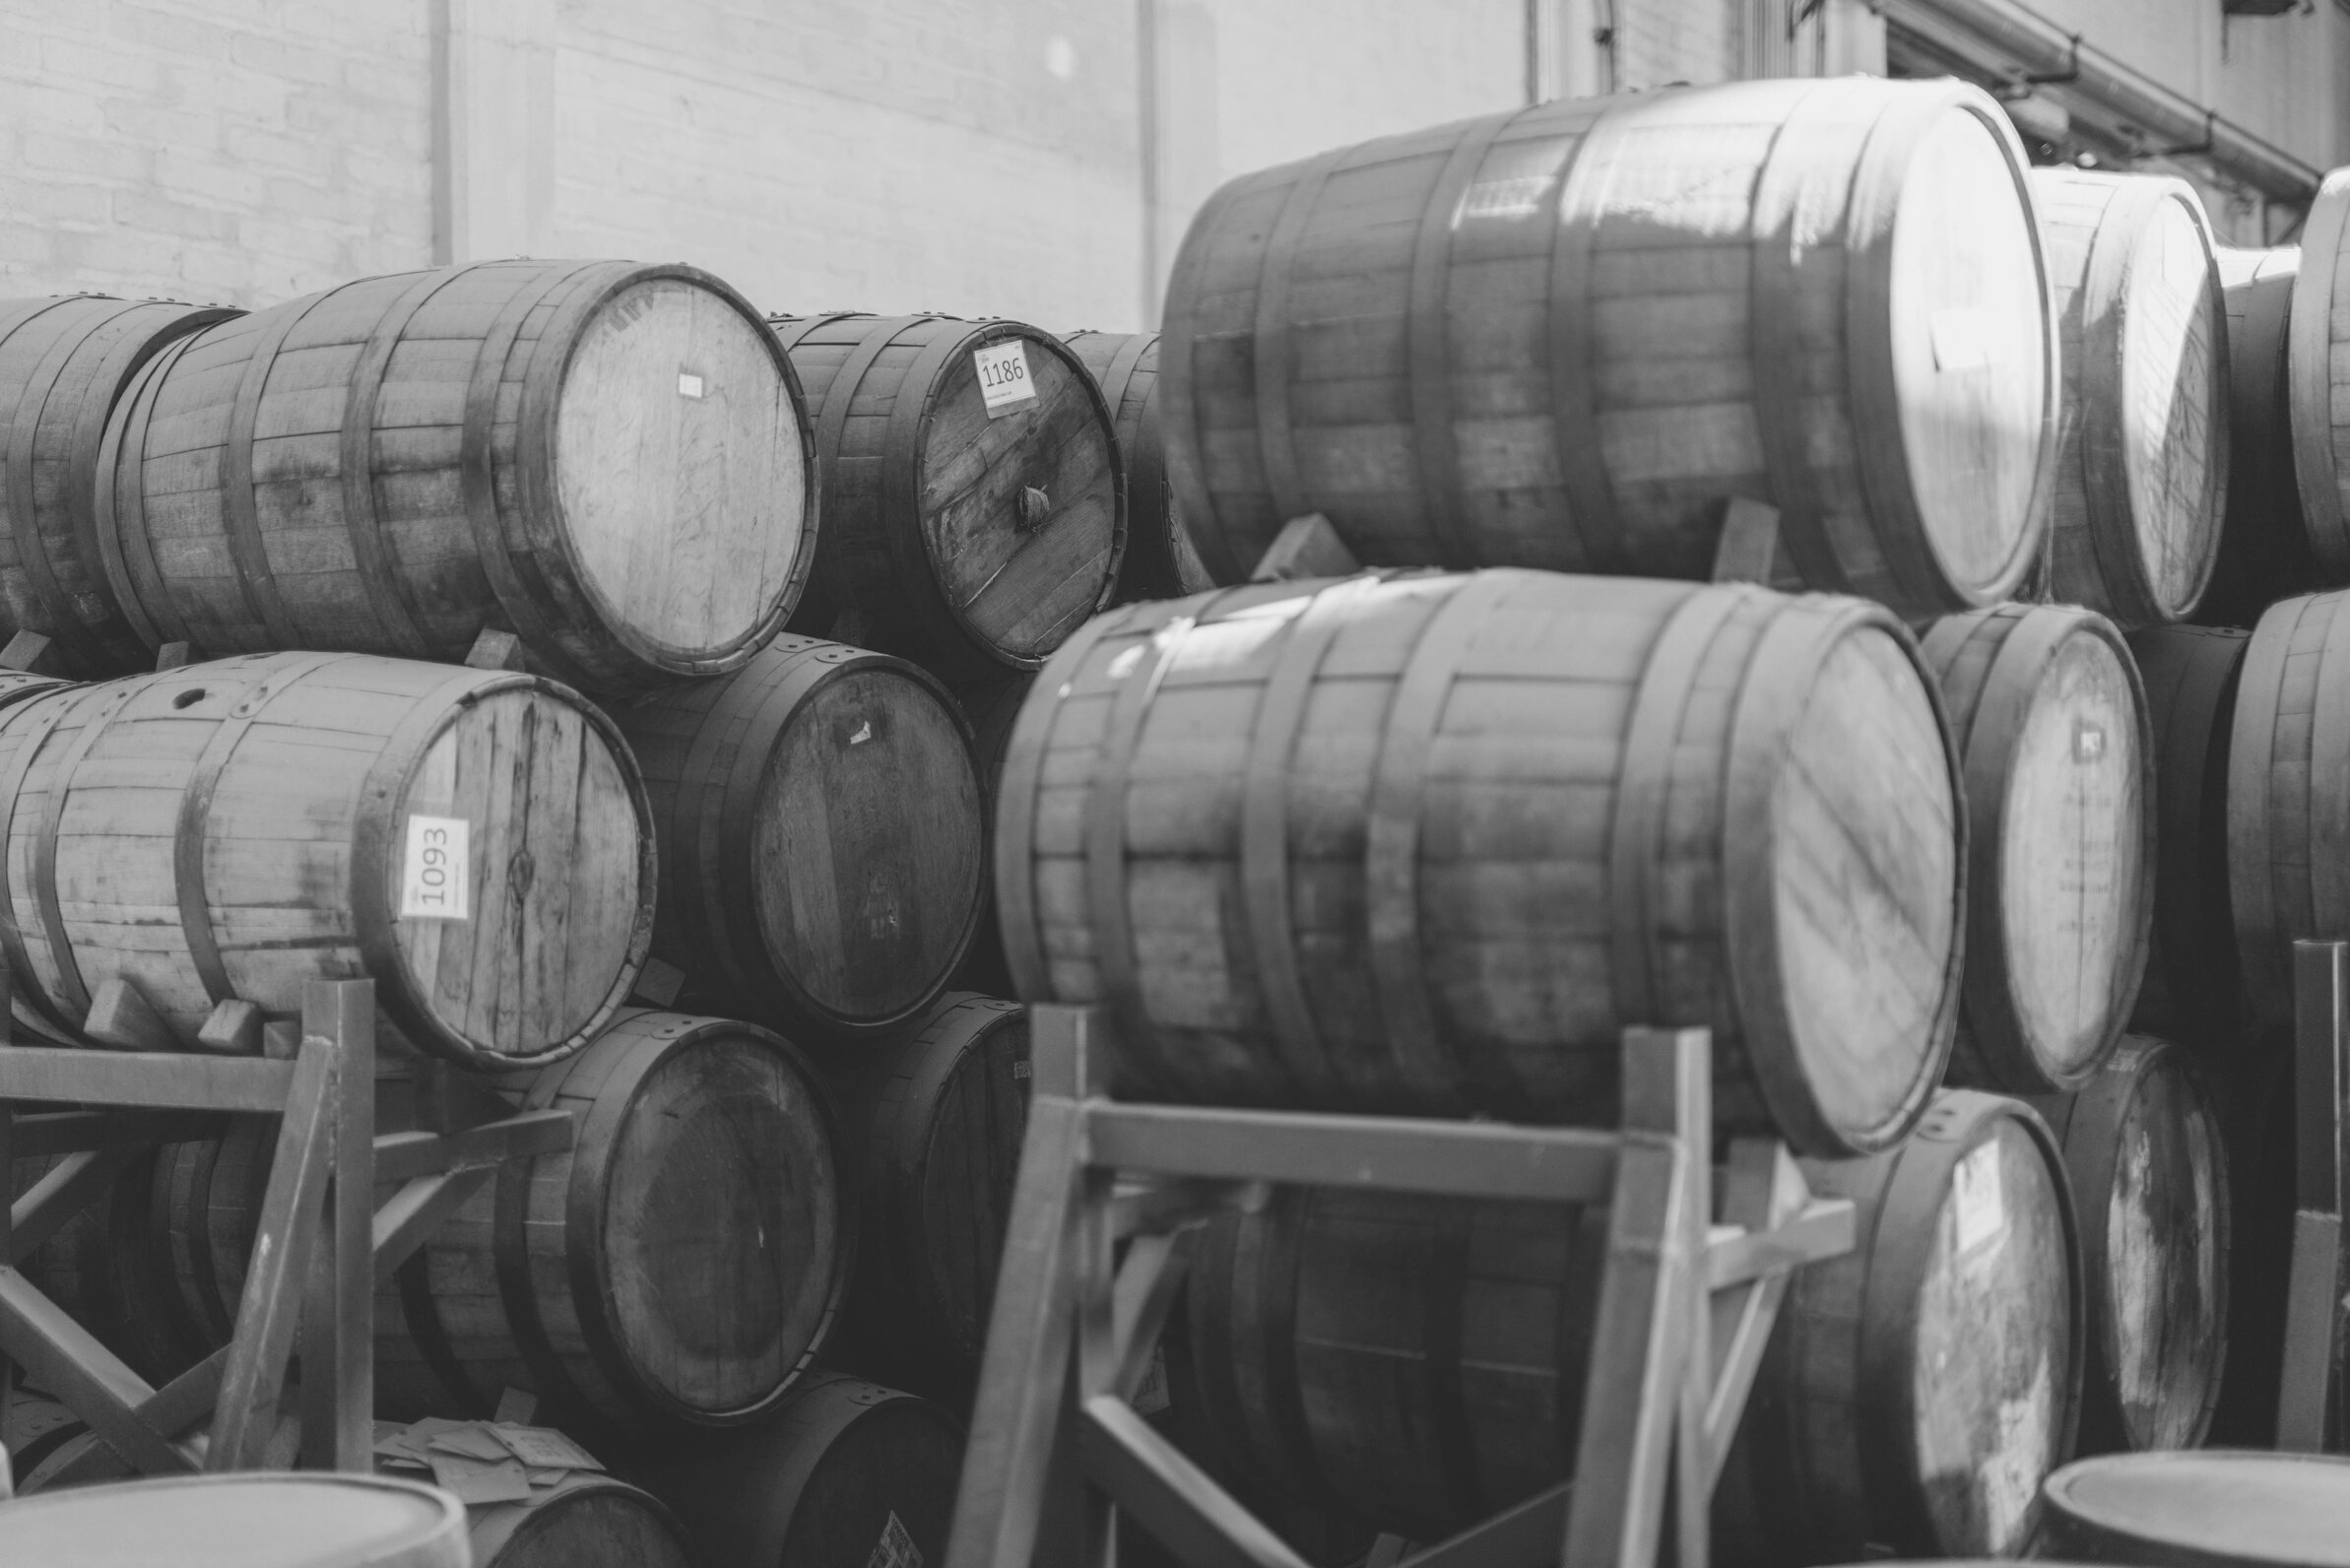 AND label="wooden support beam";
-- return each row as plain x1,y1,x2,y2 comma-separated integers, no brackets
0,630,65,676
300,981,373,1472
10,1146,142,1262
195,1000,264,1057
1109,1230,1193,1402
8,1109,226,1157
1249,513,1358,583
84,975,179,1053
628,955,685,1009
0,1267,189,1474
2281,938,2348,1452
1077,1397,1312,1568
371,1169,496,1284
464,627,527,671
372,1109,572,1184
0,1048,294,1112
1390,1483,1572,1568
